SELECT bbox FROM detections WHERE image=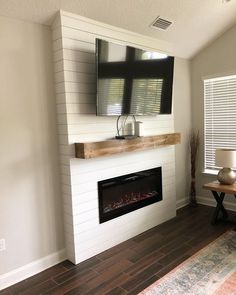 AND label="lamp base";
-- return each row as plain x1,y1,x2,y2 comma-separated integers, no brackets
217,168,236,185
